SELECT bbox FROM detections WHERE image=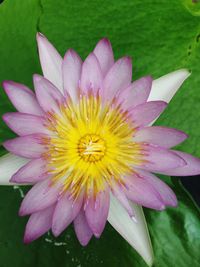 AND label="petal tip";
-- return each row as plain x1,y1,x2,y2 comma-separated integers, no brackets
79,237,91,246
65,48,76,57
9,175,17,183
147,257,154,267
2,80,15,94
18,208,26,217
124,56,132,65
63,48,81,63
9,173,26,184
93,232,101,238
2,140,11,151
2,113,9,124
179,130,189,139
23,231,36,244
118,56,132,71
23,237,31,244
86,52,96,60
99,37,111,46
180,68,191,77
19,202,29,217
51,226,61,237
2,80,10,90
36,32,46,41
171,201,178,208
158,204,166,211
33,74,43,83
